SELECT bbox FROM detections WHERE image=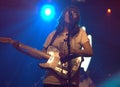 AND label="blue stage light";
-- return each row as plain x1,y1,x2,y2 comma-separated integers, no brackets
40,4,55,21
